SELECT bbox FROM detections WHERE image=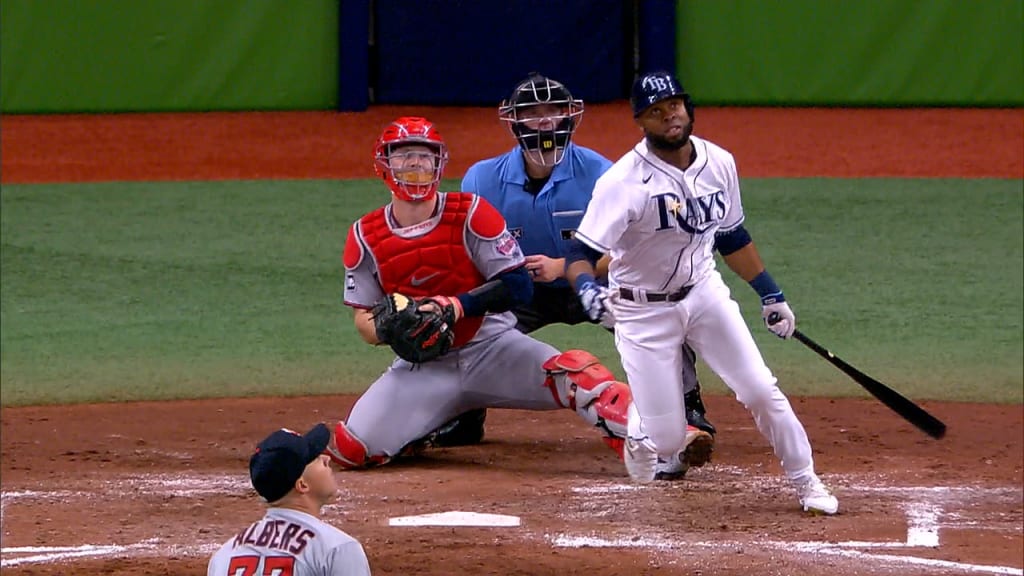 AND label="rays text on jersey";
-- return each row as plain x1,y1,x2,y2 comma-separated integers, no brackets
653,192,726,234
